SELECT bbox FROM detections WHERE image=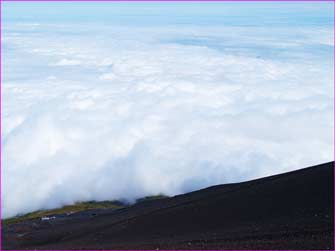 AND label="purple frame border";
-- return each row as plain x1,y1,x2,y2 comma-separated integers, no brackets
0,0,334,251
0,0,334,2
